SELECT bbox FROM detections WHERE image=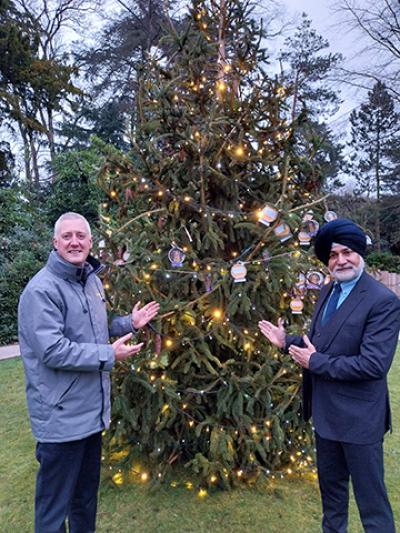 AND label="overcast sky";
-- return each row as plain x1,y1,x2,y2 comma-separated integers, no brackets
277,0,371,133
280,0,349,55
